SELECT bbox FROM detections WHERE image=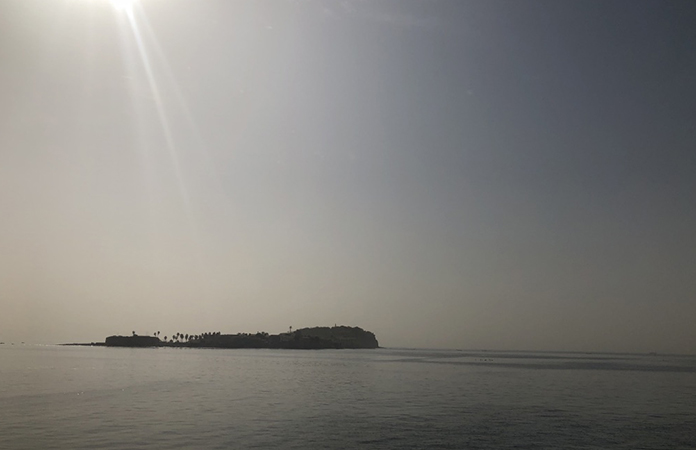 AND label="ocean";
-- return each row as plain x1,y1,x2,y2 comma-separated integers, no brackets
1,345,694,449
